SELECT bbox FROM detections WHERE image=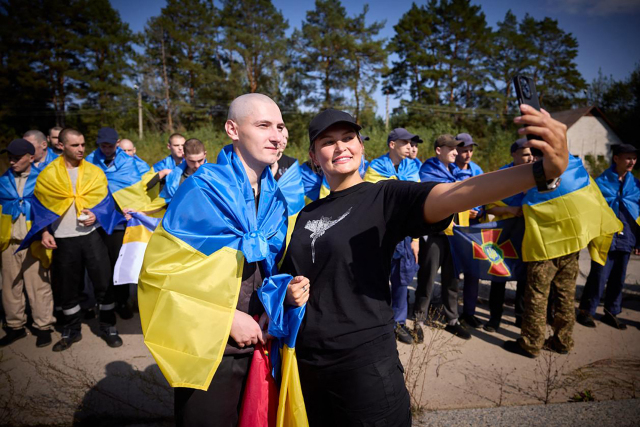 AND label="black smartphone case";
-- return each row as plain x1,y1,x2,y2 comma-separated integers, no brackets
513,75,542,147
